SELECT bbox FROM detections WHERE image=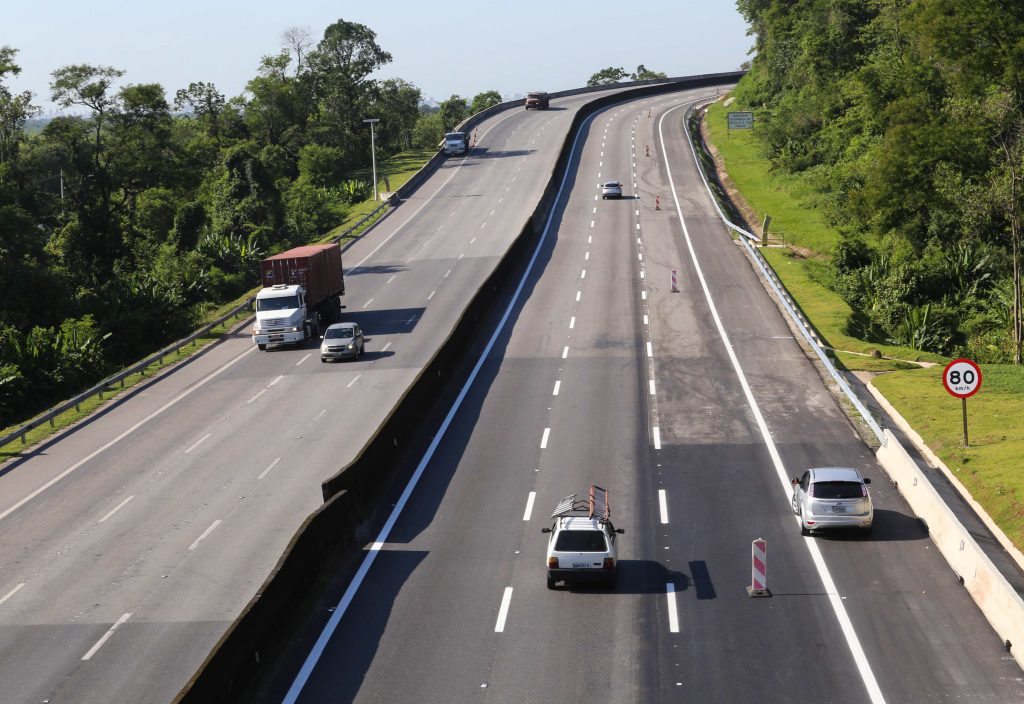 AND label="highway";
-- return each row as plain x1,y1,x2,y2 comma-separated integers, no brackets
0,86,679,704
275,93,1024,703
